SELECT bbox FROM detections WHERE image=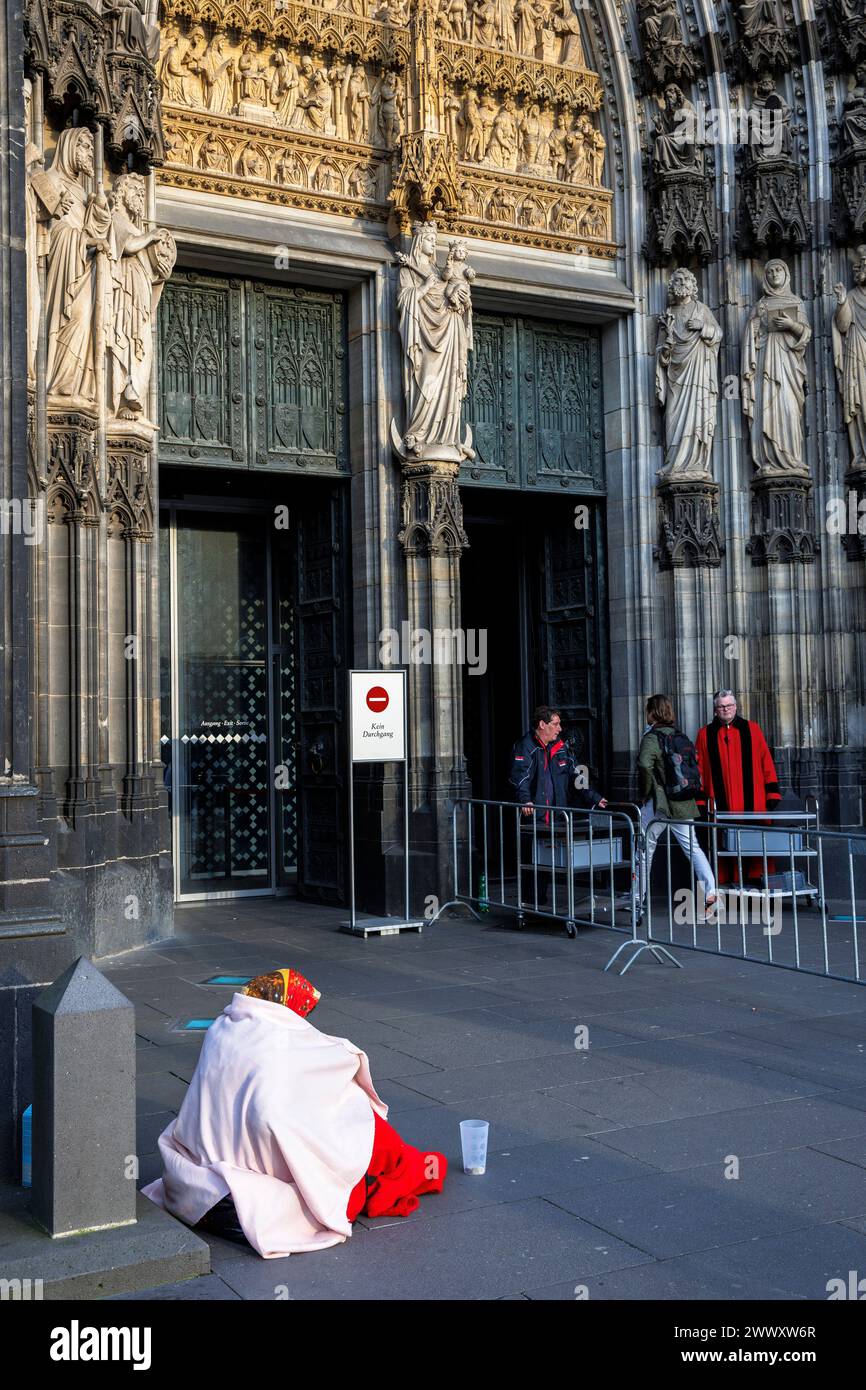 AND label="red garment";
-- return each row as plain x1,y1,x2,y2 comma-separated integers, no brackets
695,716,781,882
347,1113,447,1222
